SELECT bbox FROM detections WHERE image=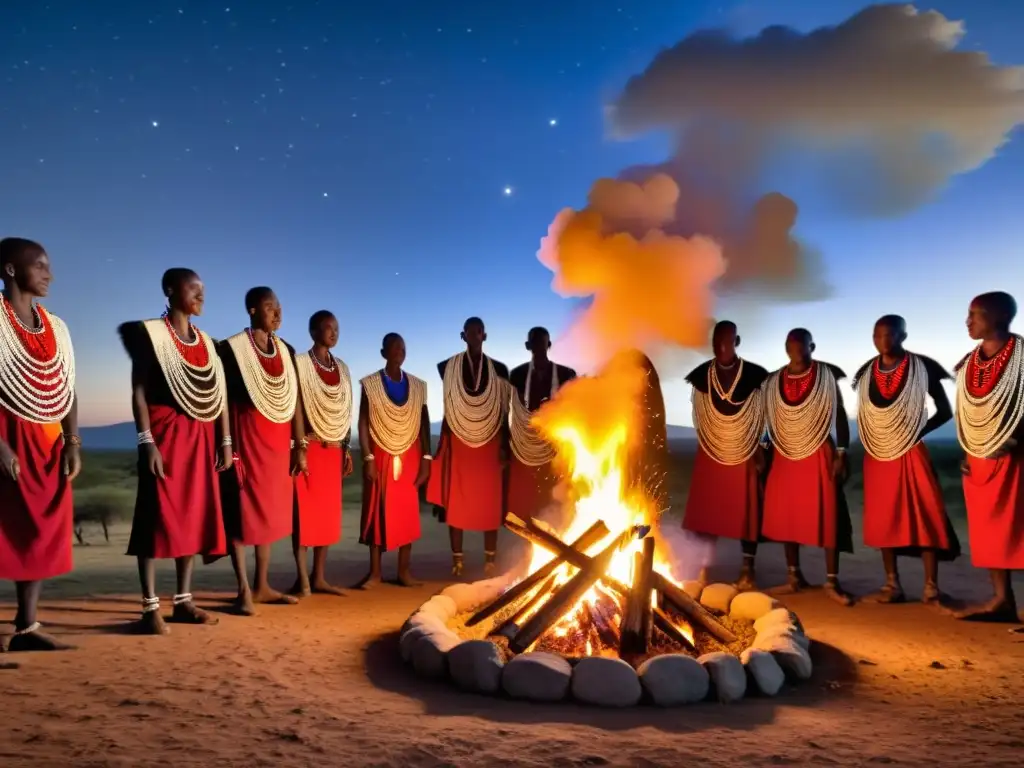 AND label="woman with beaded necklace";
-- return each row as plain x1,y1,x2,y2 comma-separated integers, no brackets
761,328,854,606
290,310,353,598
213,286,306,615
853,315,959,607
428,317,511,577
506,327,576,523
119,268,233,635
682,321,770,590
357,332,431,587
0,237,80,652
953,291,1024,622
